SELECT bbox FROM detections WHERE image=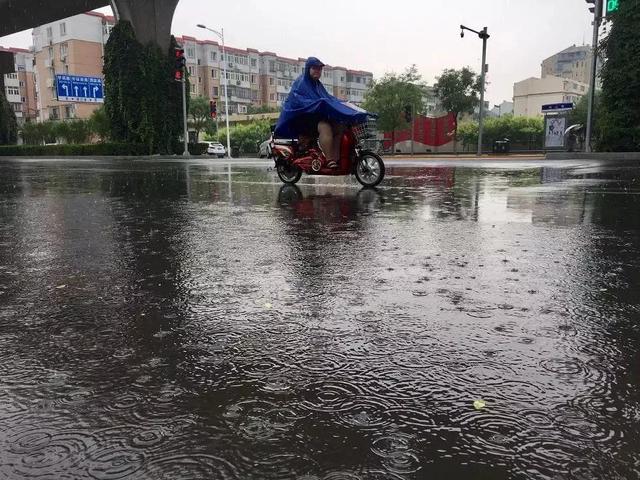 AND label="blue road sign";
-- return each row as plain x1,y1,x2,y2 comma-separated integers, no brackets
542,102,574,113
55,74,104,103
